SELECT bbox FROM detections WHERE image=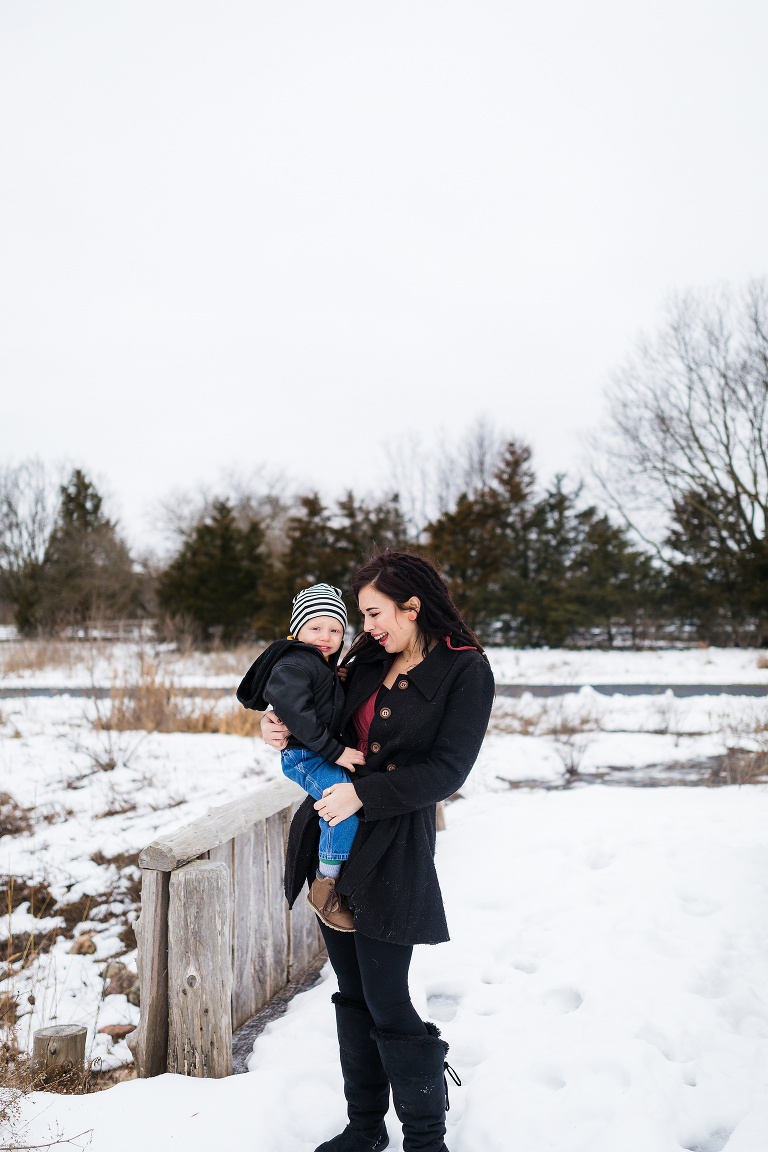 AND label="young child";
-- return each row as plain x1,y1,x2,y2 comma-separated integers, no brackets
237,583,363,932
